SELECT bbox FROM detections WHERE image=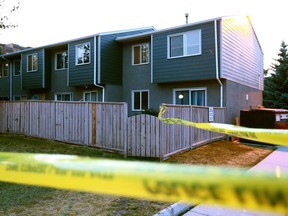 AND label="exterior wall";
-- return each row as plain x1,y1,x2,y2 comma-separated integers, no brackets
100,28,155,85
221,16,264,90
224,79,262,124
22,49,45,89
68,37,95,86
153,21,217,83
122,41,222,116
0,77,10,99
